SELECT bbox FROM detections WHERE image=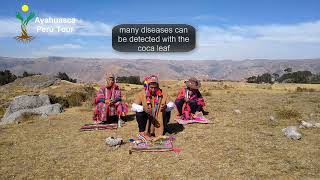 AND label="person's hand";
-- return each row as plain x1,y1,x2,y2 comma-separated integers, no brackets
161,104,167,112
189,90,194,96
144,107,152,114
105,99,110,104
109,99,115,105
184,97,189,102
